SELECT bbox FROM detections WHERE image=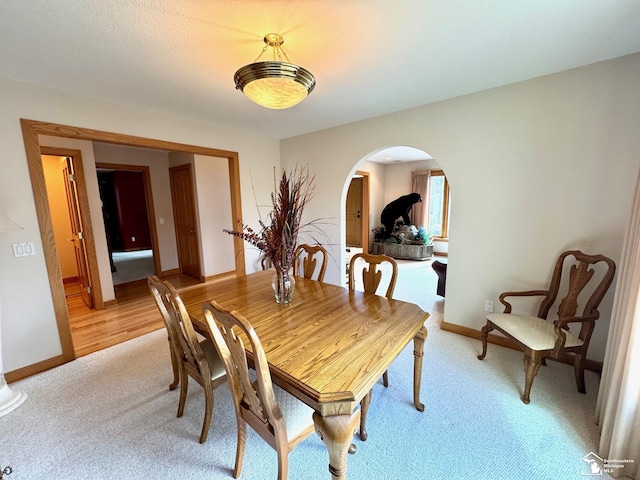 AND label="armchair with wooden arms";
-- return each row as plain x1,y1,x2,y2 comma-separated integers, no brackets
477,250,616,404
